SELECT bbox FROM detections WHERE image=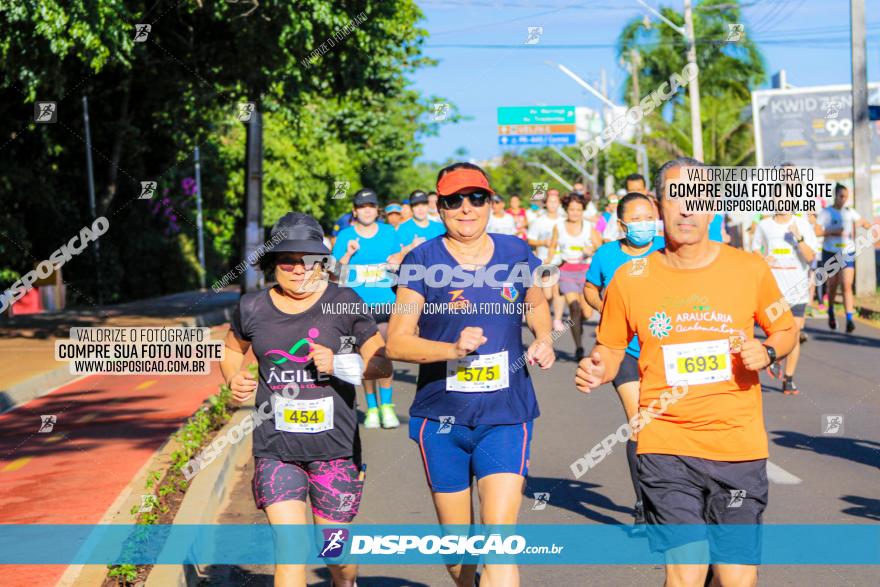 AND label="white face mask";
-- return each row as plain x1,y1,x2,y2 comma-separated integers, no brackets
332,353,364,386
